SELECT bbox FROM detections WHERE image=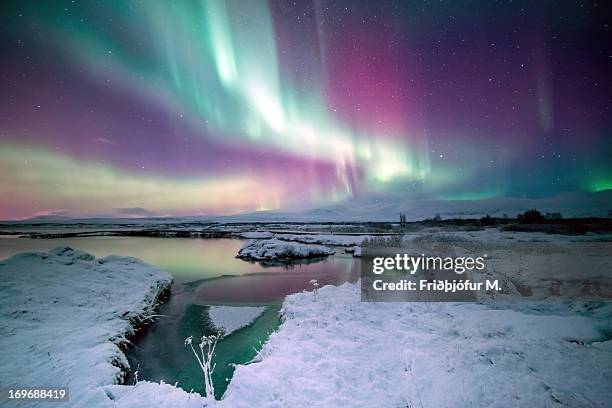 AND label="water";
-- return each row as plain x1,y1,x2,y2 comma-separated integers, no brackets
0,236,360,398
0,237,266,281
